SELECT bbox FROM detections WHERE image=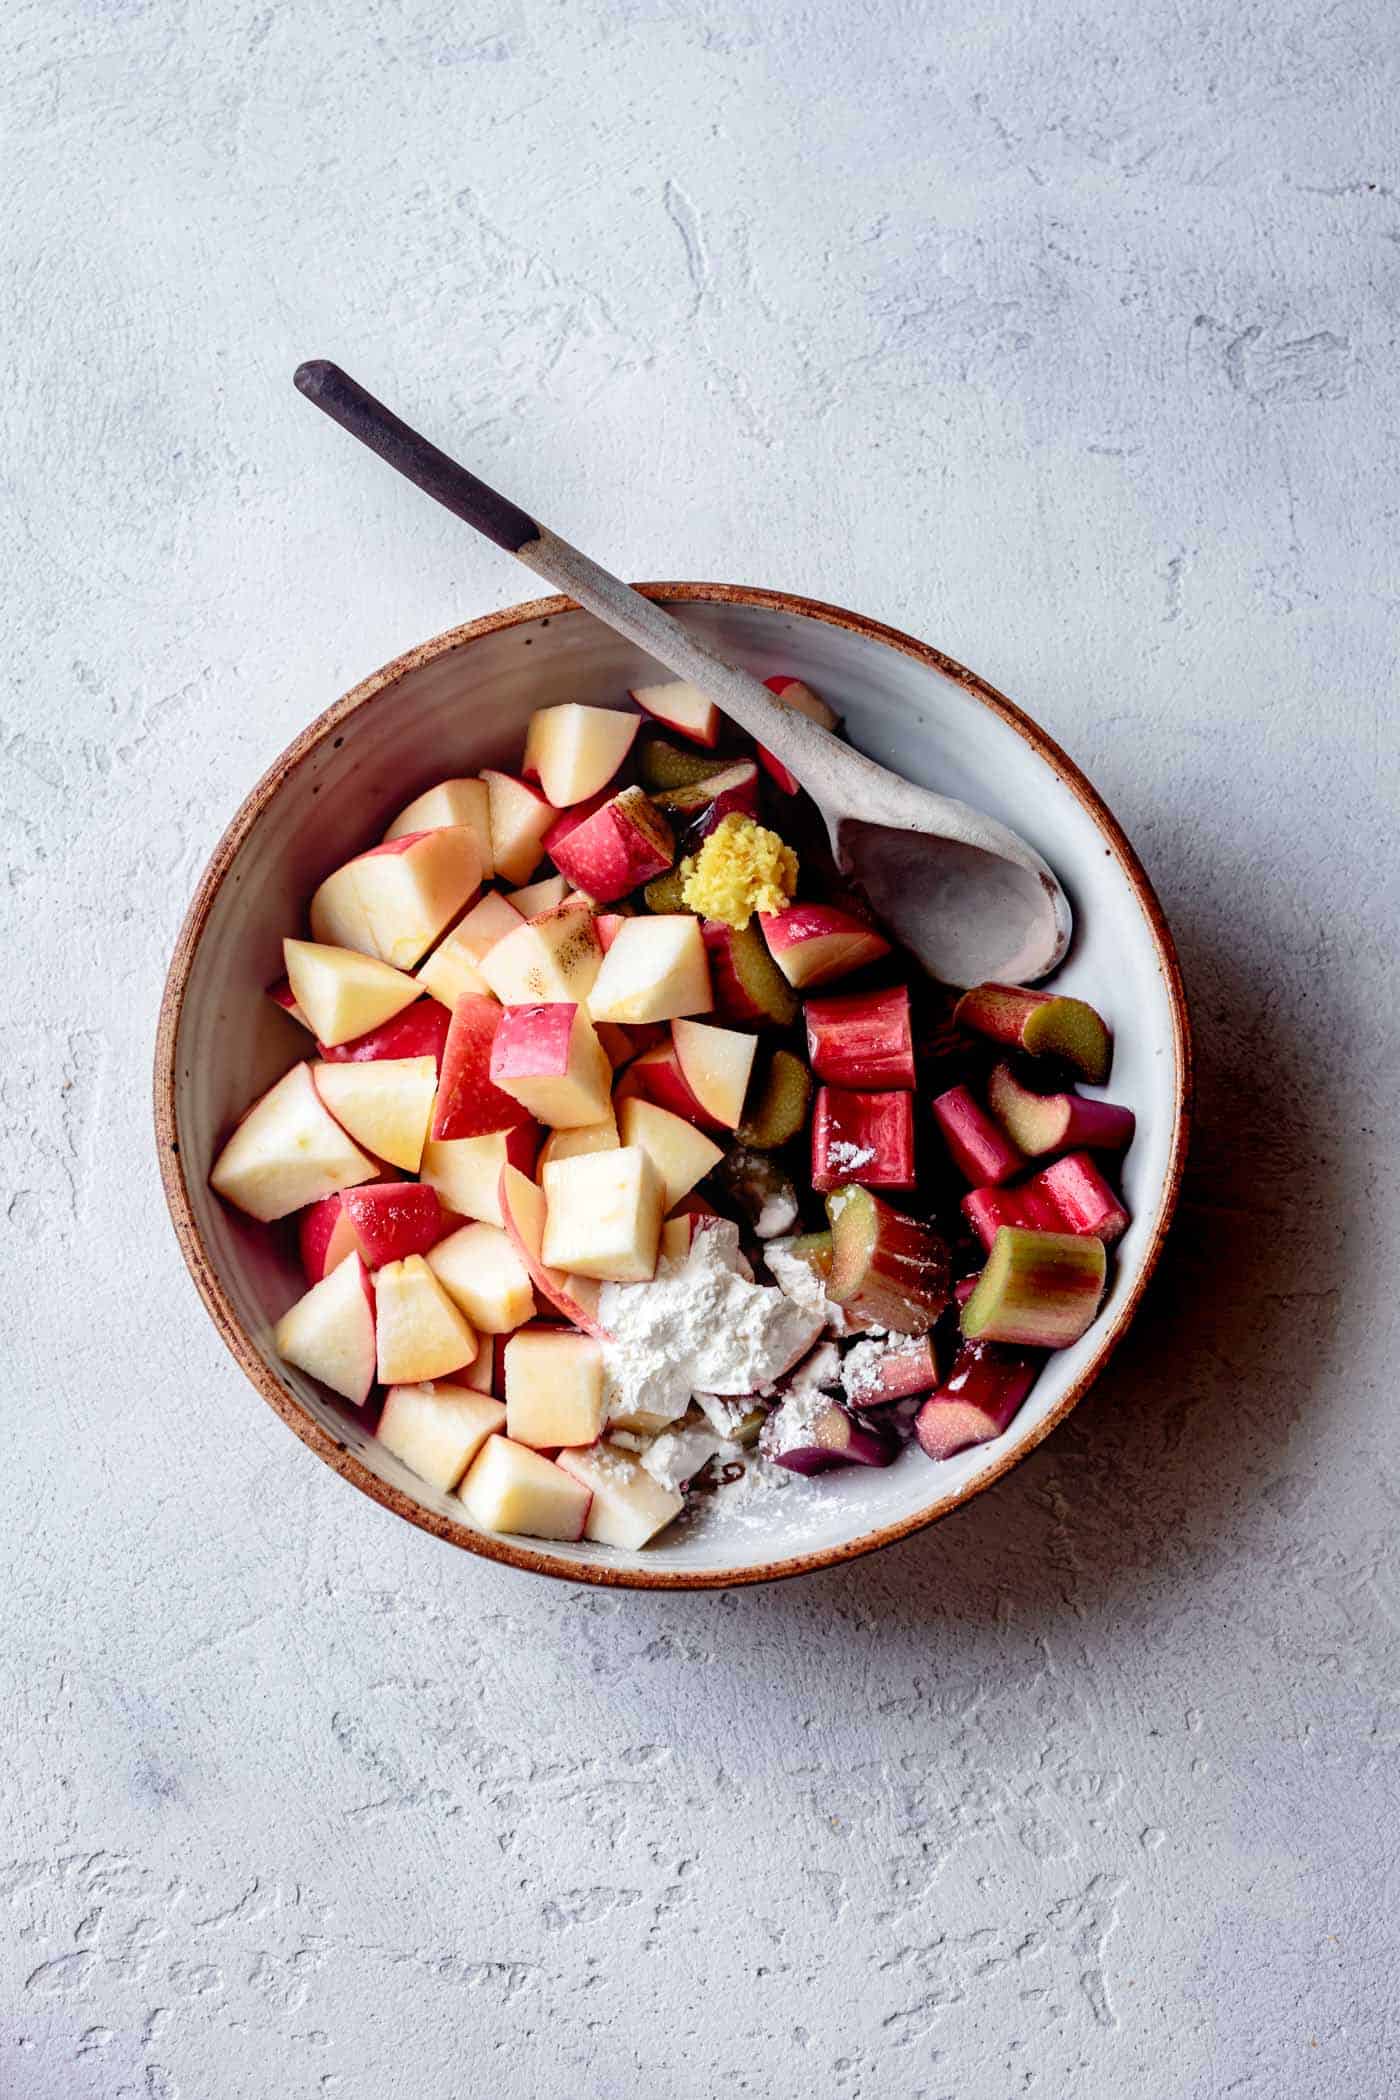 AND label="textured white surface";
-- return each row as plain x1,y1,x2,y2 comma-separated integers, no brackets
4,1,1398,2093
